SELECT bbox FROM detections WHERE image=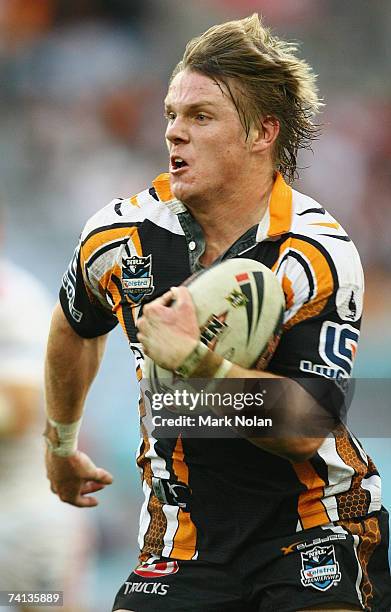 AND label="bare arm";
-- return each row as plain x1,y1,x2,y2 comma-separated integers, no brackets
44,303,113,507
137,287,332,463
45,302,107,423
190,355,330,463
